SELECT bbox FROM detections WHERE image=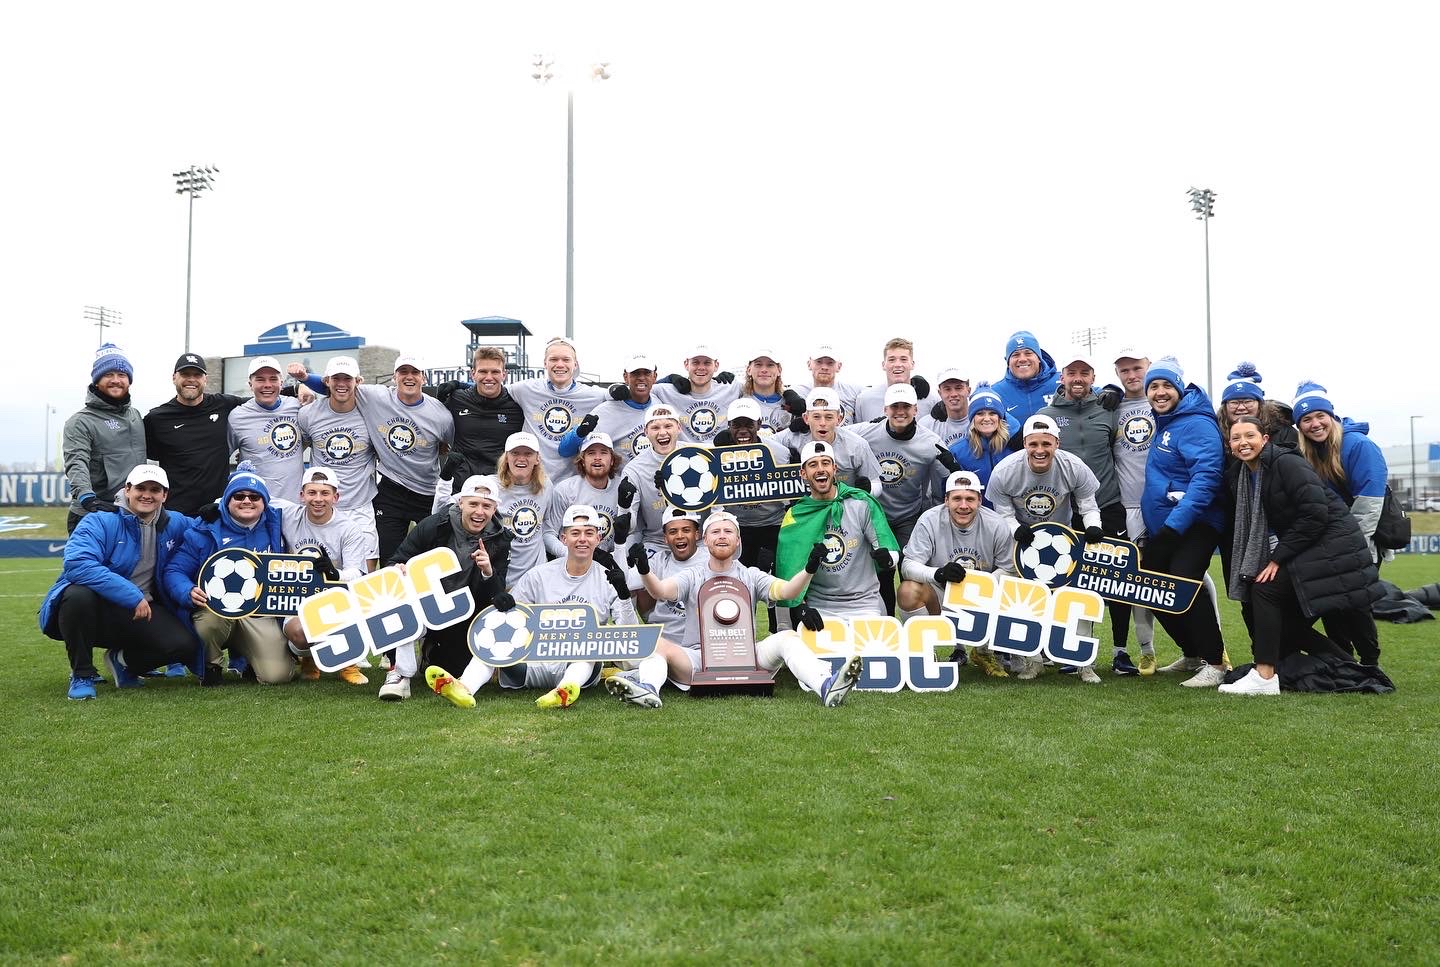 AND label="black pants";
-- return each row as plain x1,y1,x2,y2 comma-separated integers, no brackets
1142,524,1224,664
1075,503,1134,652
57,585,196,677
374,476,436,566
1249,577,1352,666
740,524,780,627
421,622,473,680
1320,609,1381,665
